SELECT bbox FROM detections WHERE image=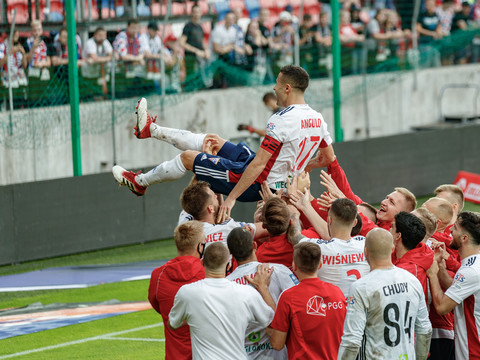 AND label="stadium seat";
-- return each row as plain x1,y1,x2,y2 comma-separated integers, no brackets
171,2,186,15
7,4,29,23
245,0,260,18
151,2,162,15
213,0,230,21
